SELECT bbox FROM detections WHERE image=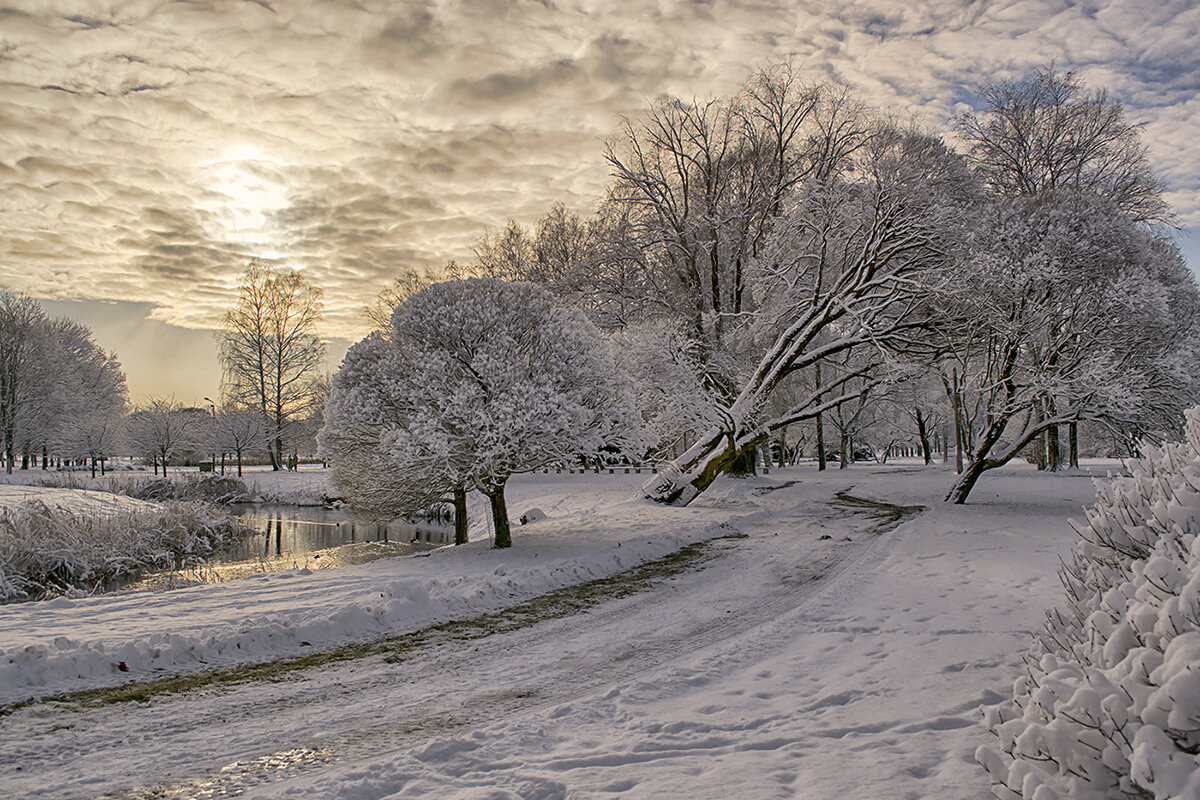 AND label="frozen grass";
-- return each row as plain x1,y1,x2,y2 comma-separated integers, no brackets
6,467,328,506
0,500,255,602
121,474,257,504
